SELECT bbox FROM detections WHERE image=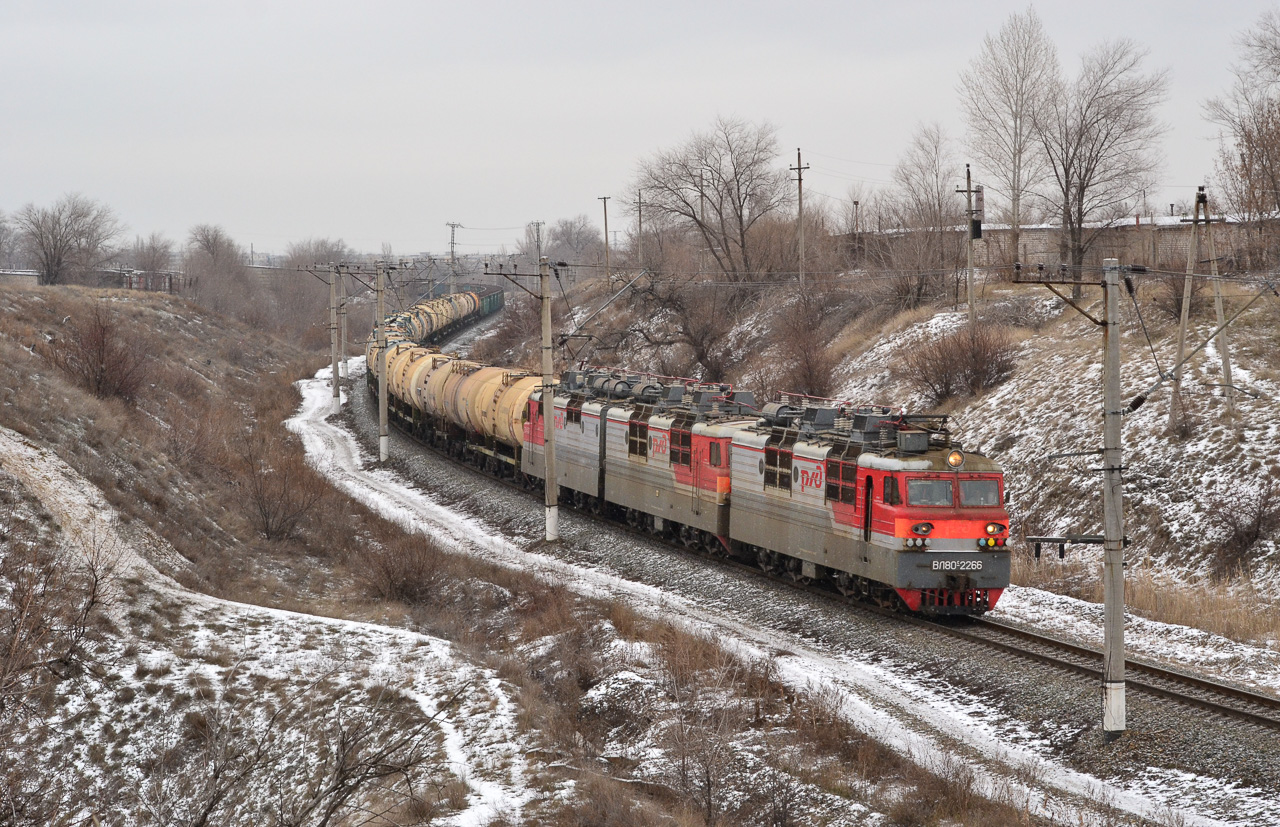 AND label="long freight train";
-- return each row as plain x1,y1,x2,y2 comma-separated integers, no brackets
366,294,1010,615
